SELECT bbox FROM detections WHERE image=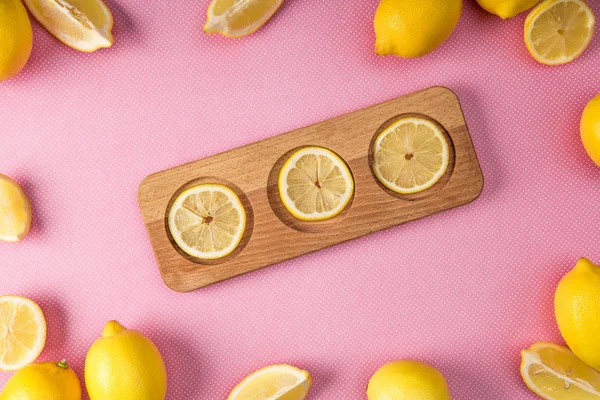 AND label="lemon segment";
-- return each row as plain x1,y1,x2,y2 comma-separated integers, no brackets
0,296,46,371
168,184,246,260
204,0,285,38
372,117,450,194
524,0,596,65
23,0,114,52
0,175,32,242
520,342,600,400
278,147,354,221
228,364,311,400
